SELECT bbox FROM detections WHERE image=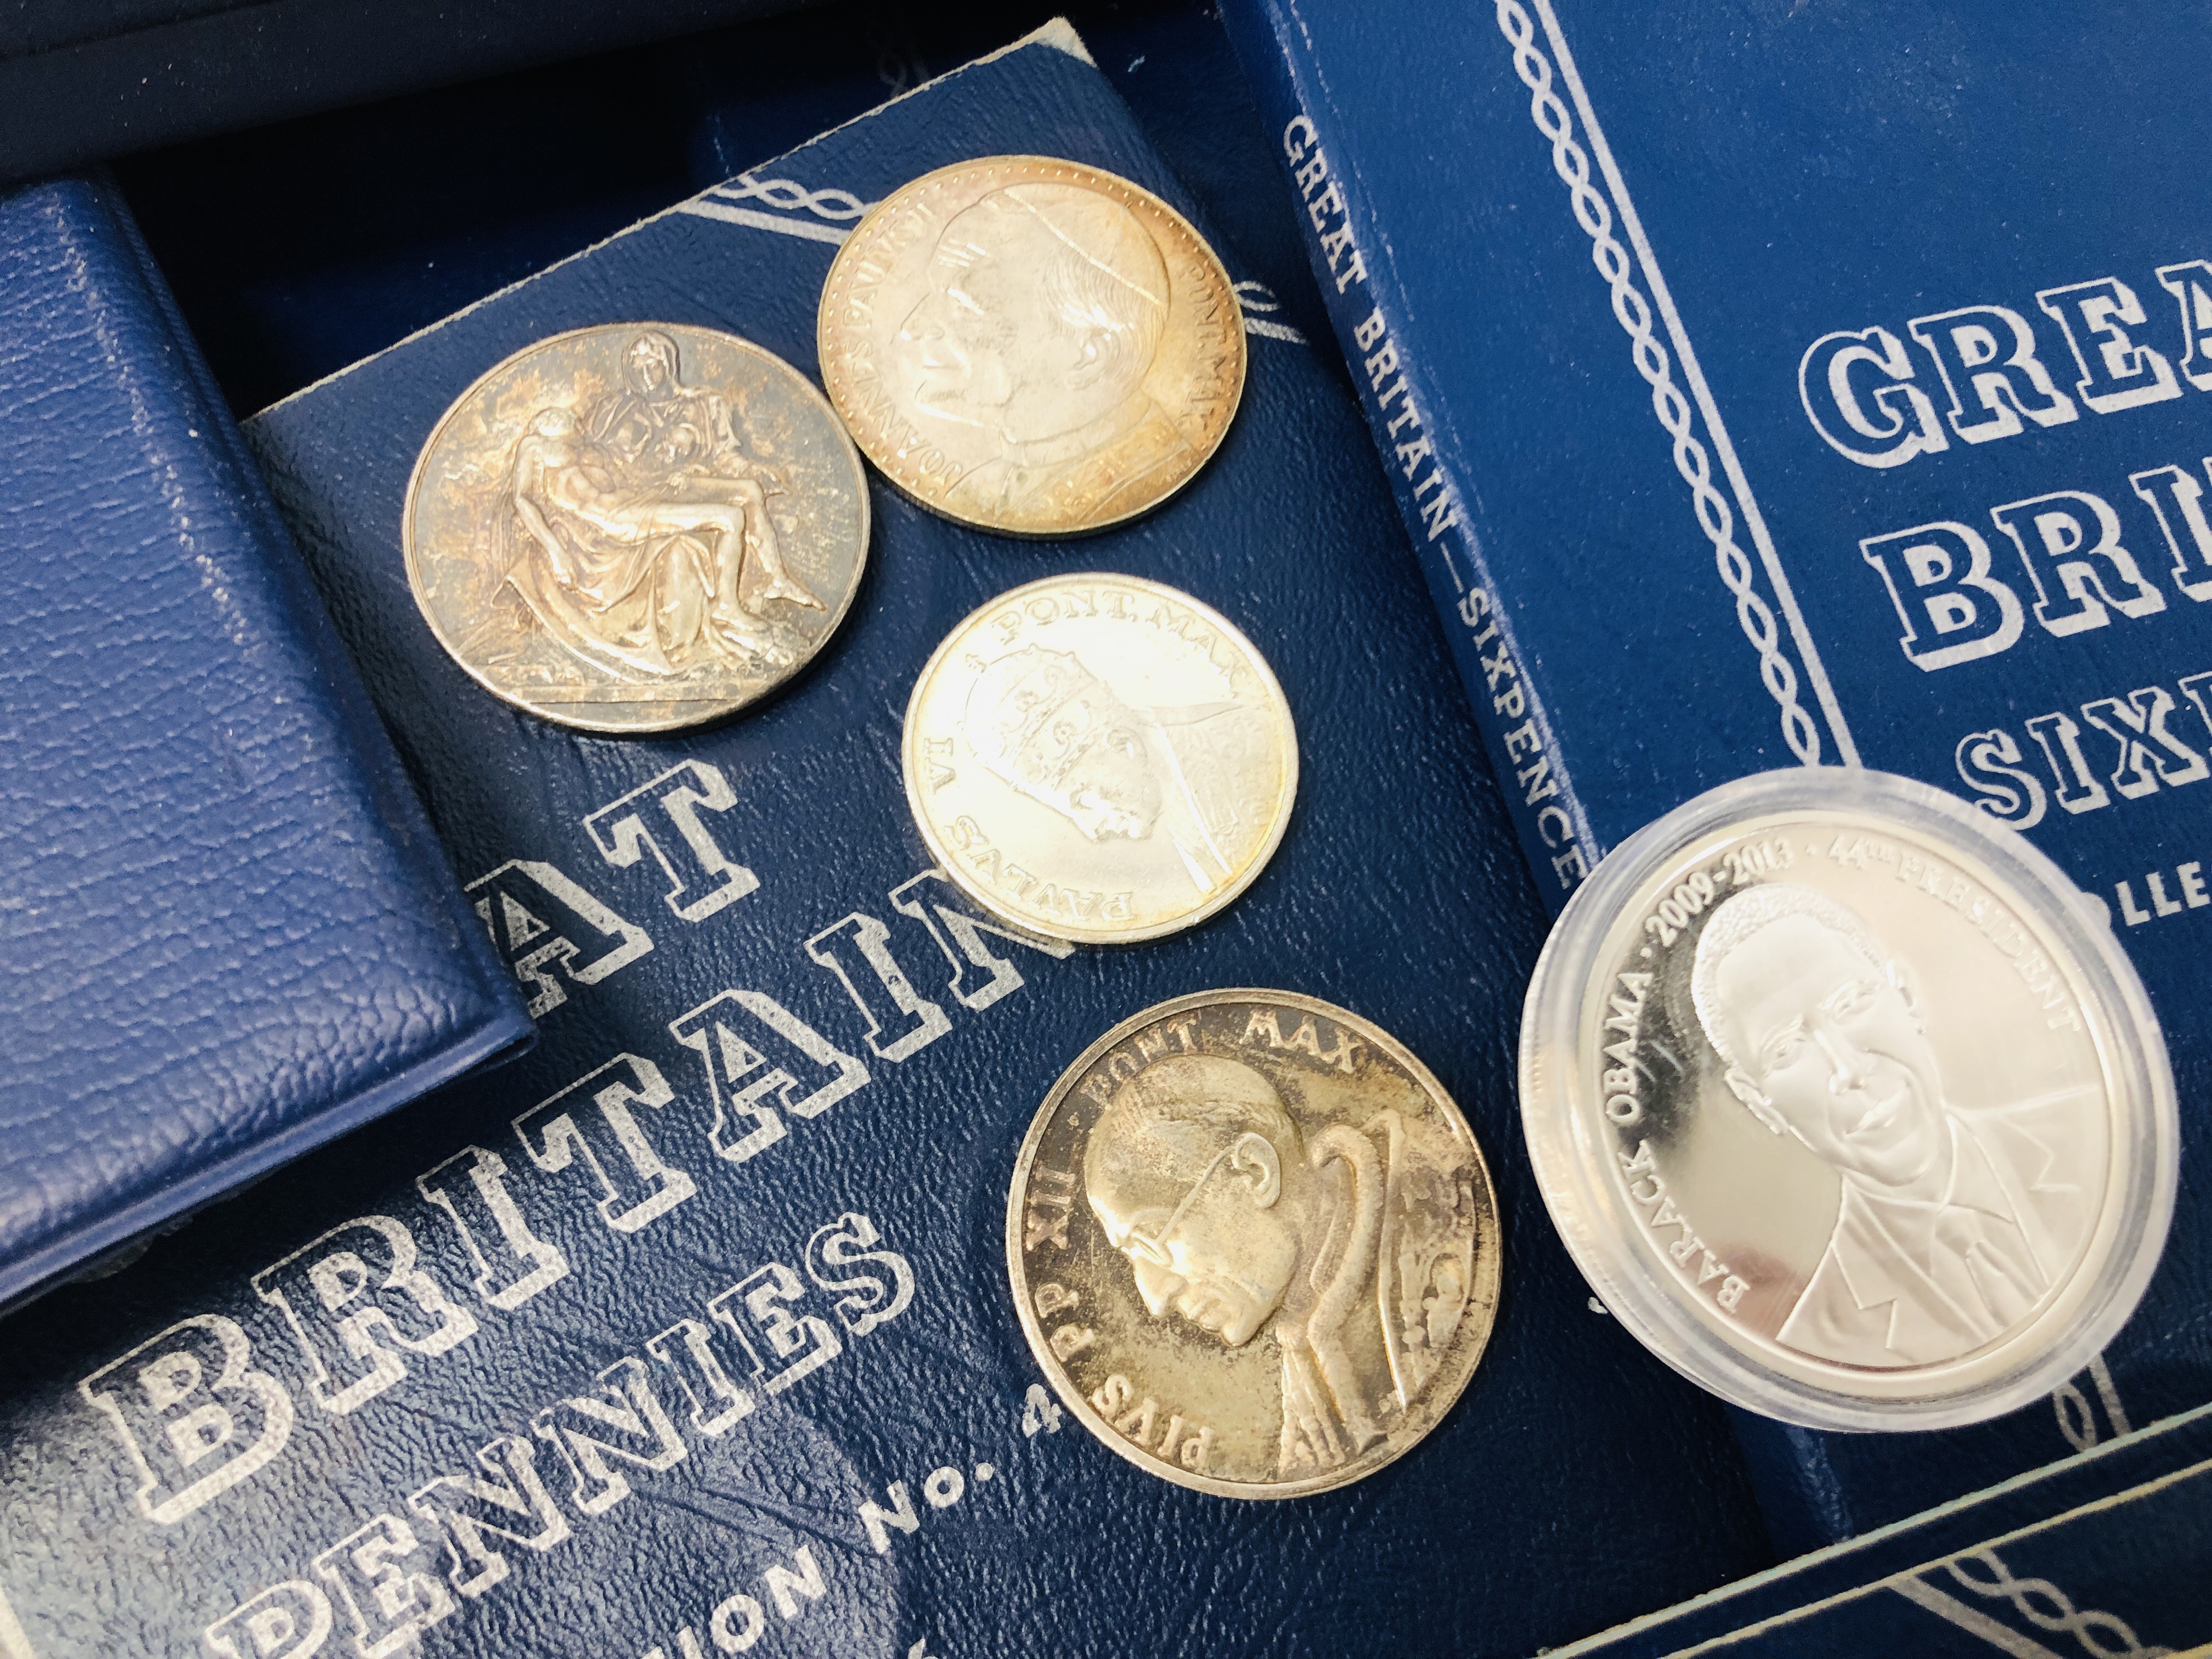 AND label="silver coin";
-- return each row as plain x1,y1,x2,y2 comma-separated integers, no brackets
403,323,868,733
1007,990,1501,1498
902,574,1296,944
818,156,1245,539
1520,769,2175,1430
